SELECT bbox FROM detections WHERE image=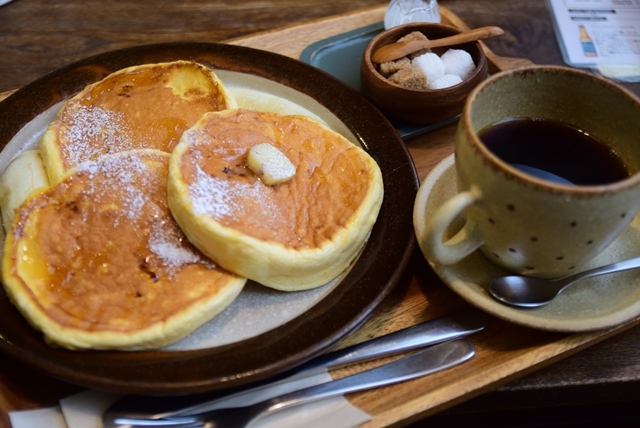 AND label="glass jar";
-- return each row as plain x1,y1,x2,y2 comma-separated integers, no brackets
383,0,440,29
